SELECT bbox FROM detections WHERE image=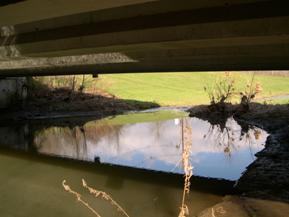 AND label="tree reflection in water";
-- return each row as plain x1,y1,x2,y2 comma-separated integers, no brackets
203,117,264,158
30,114,268,180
